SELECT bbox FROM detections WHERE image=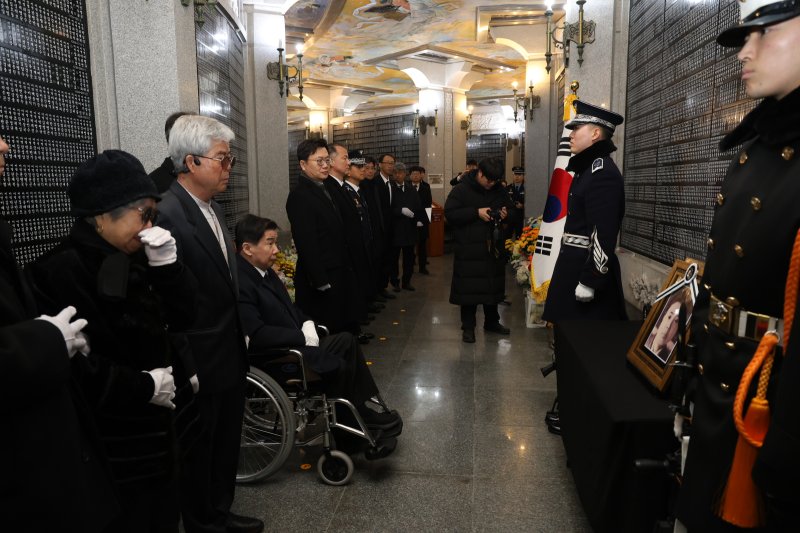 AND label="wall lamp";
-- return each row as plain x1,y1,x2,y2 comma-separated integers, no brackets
267,41,304,100
545,0,596,73
417,108,438,136
512,81,541,123
461,105,474,139
182,0,216,26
